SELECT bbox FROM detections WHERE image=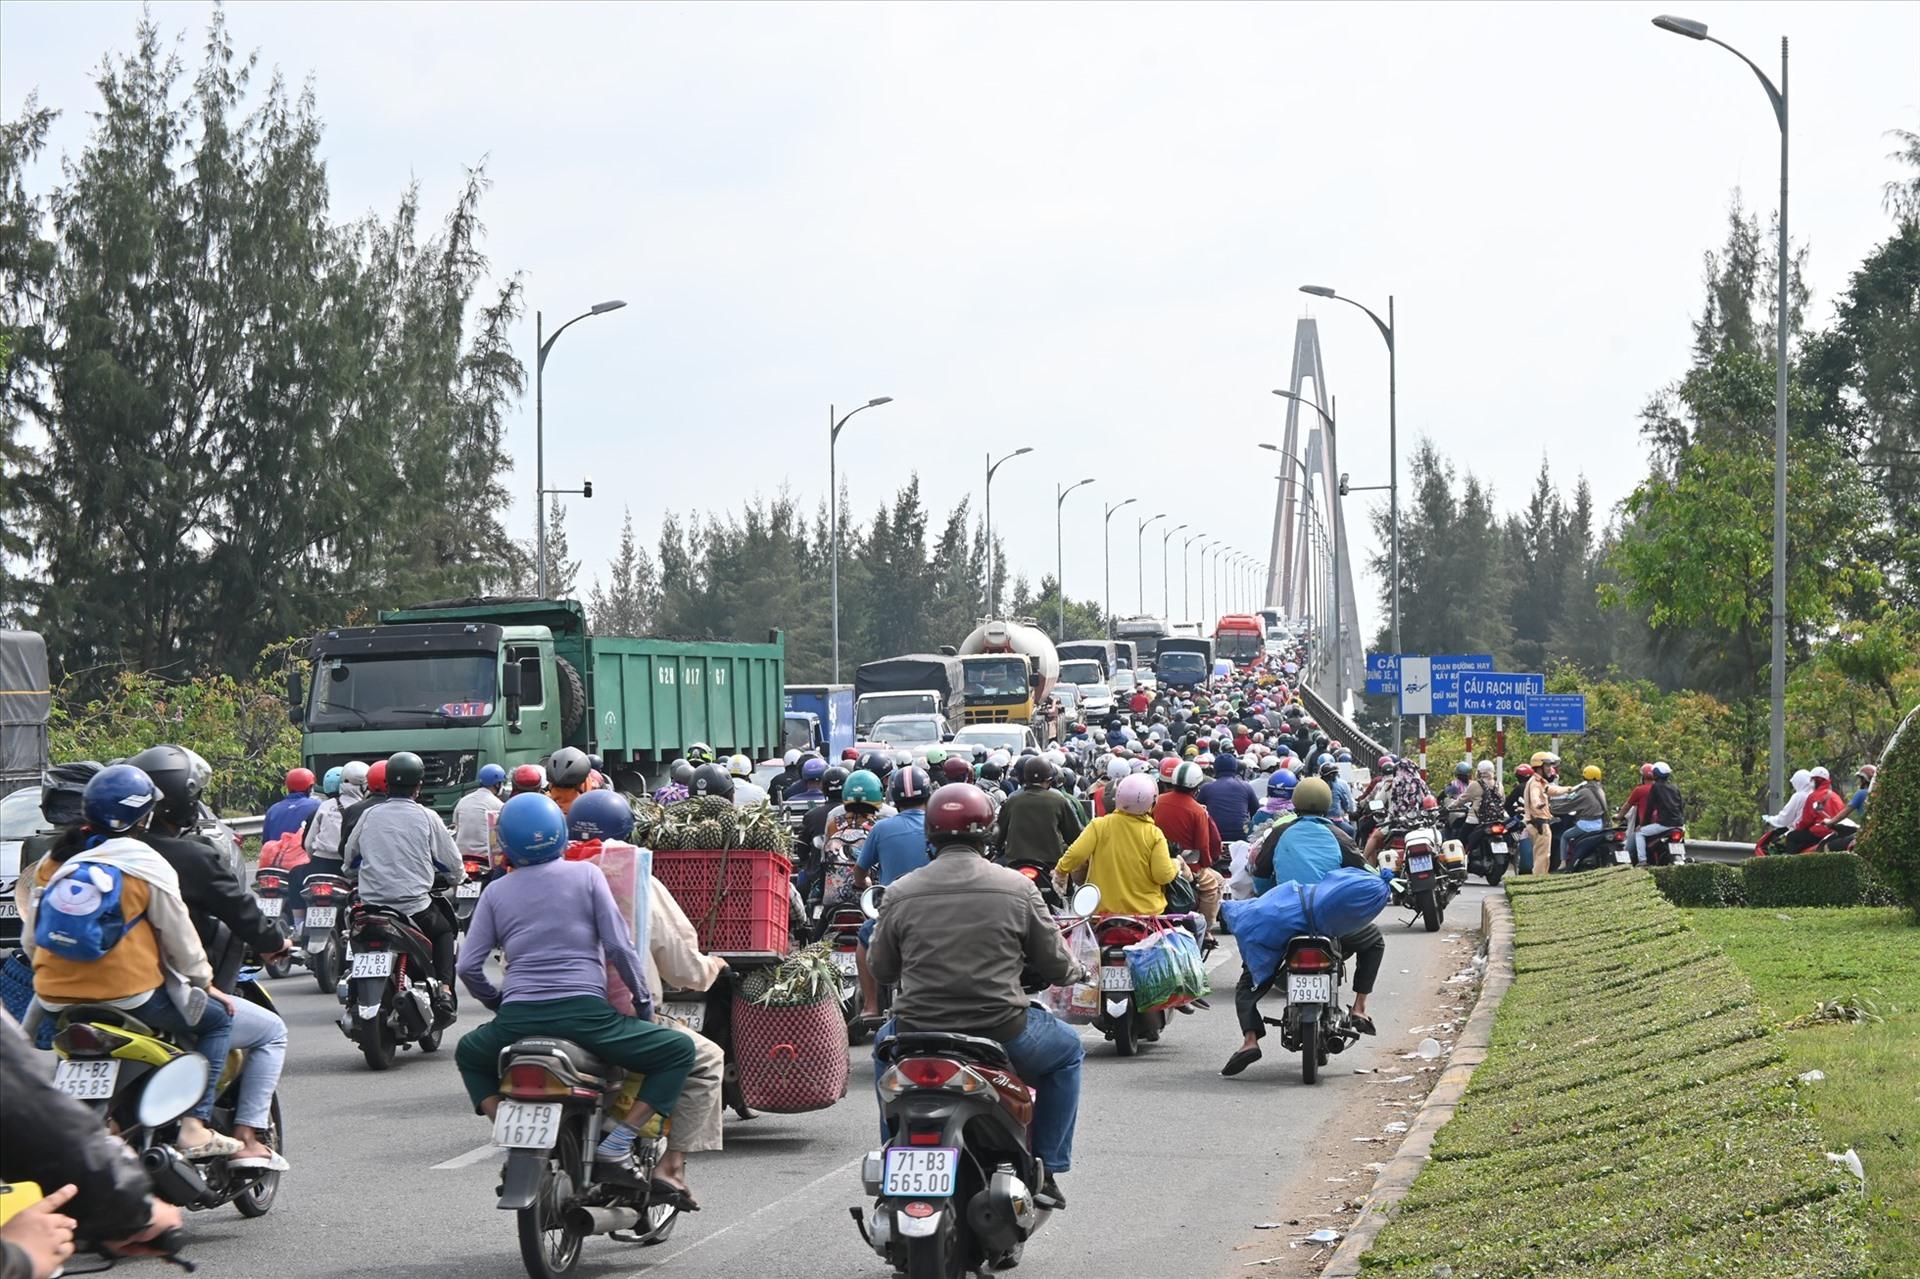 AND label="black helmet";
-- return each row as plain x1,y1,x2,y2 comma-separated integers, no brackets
887,766,932,807
690,762,735,799
548,747,591,788
387,751,426,792
40,761,104,829
822,765,850,801
126,744,199,827
979,761,1003,781
1022,757,1056,788
856,750,894,781
587,753,606,774
1318,758,1340,780
1060,766,1079,793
